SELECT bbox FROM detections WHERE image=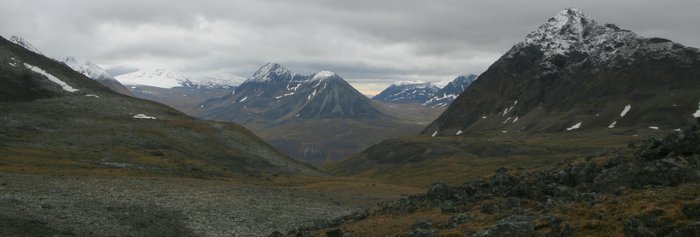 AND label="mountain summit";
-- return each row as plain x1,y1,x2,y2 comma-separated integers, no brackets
9,36,42,55
424,8,700,135
62,57,132,95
